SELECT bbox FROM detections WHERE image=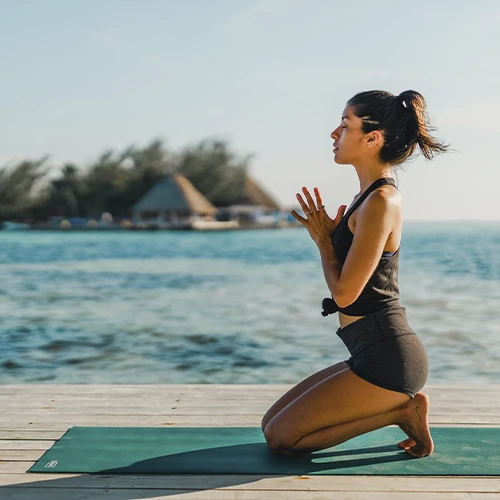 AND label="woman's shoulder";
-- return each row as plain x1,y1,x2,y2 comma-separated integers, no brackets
377,183,402,207
351,185,402,230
